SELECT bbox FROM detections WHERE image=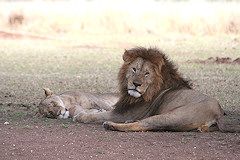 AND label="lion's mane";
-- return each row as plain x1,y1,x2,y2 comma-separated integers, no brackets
114,47,191,114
